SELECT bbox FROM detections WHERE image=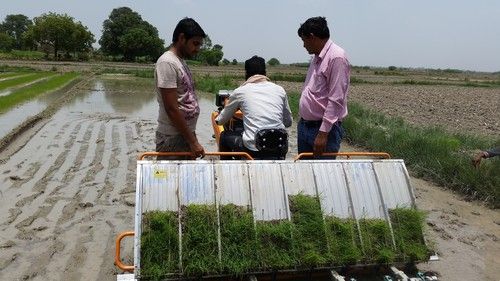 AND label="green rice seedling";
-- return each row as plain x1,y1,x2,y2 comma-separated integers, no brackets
288,194,328,267
219,204,258,275
141,211,179,280
0,72,25,79
0,72,53,91
324,217,362,265
358,218,395,264
0,72,79,113
181,204,220,276
389,208,429,262
256,220,295,270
